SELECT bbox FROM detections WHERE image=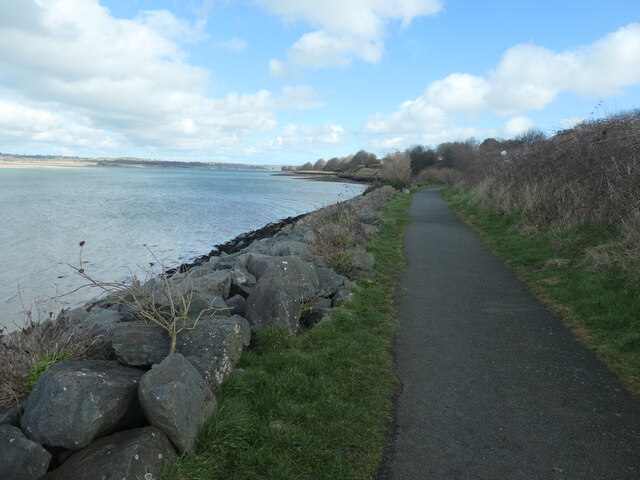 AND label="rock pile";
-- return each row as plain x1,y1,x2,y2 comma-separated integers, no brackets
0,186,396,479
